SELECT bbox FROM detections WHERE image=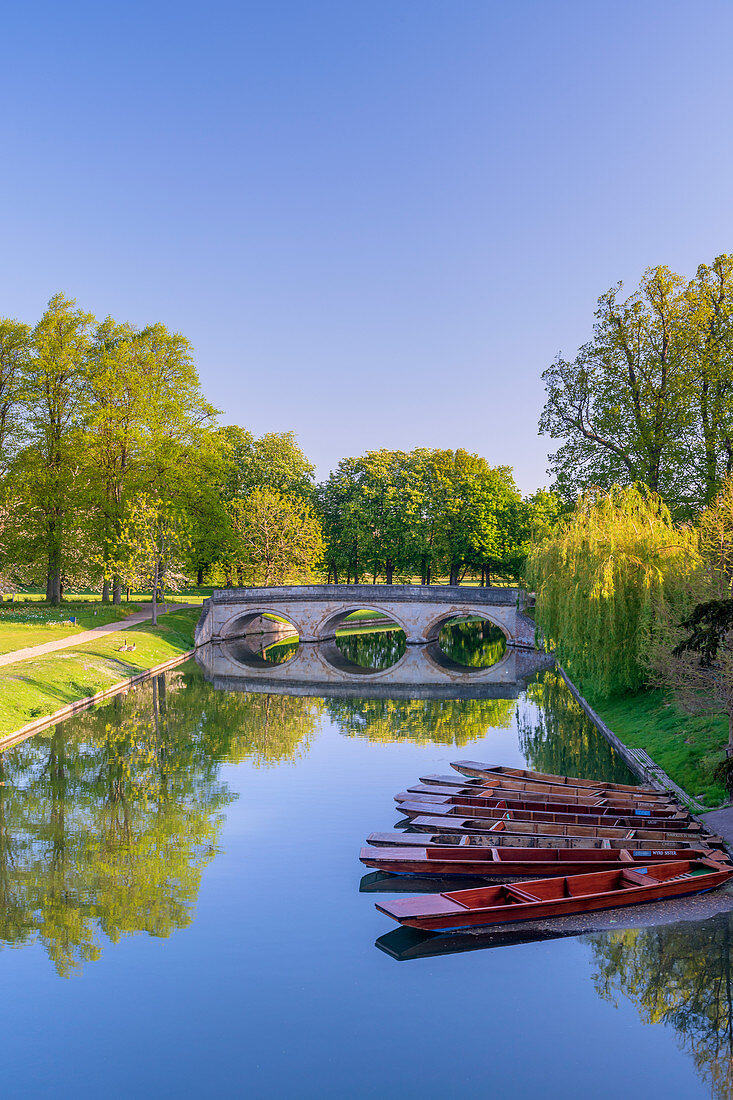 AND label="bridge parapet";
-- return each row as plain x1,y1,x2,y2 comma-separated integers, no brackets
195,584,533,649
